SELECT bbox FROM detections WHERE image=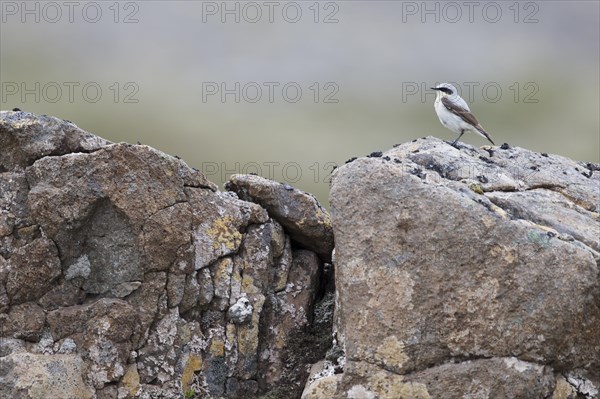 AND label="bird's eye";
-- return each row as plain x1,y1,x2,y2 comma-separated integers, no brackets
441,87,453,95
